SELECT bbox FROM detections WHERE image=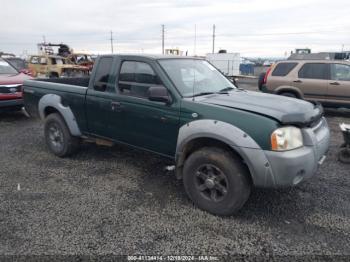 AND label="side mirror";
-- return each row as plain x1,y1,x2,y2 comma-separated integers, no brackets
148,86,171,104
